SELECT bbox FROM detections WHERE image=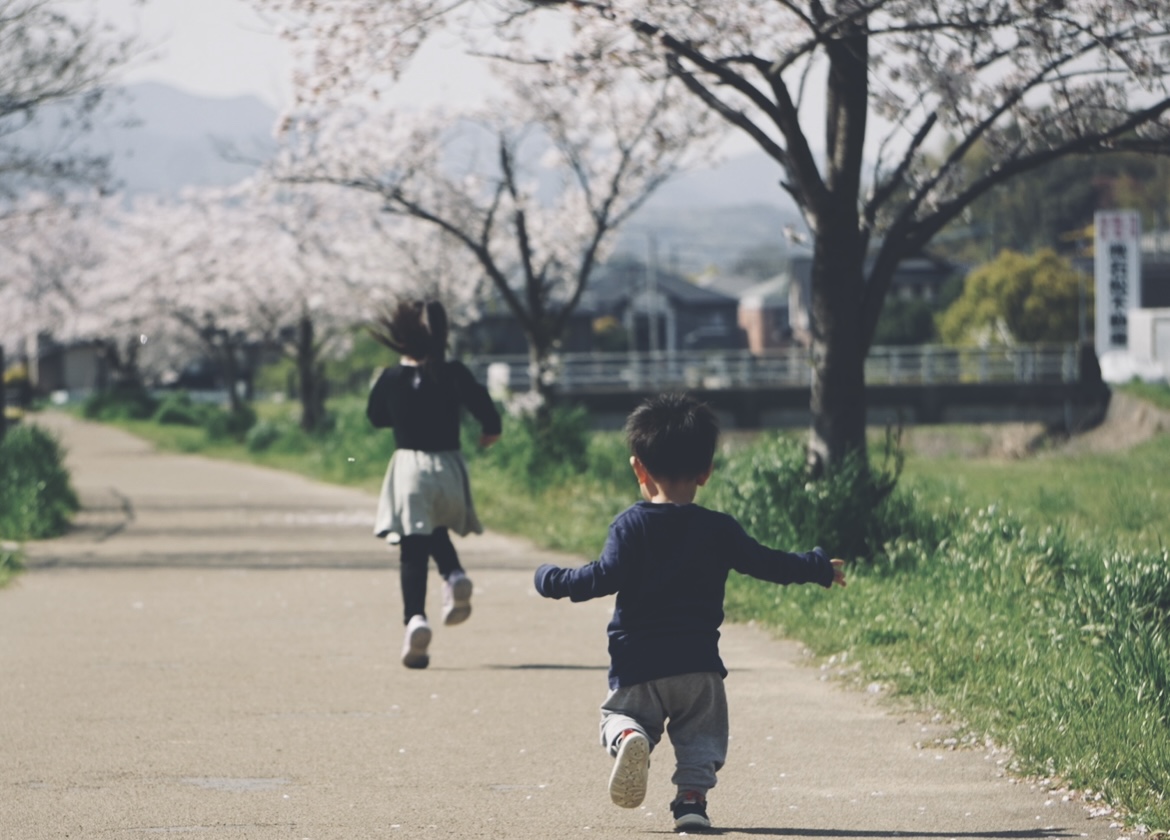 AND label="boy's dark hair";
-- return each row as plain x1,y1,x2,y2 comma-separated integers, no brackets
624,393,719,482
